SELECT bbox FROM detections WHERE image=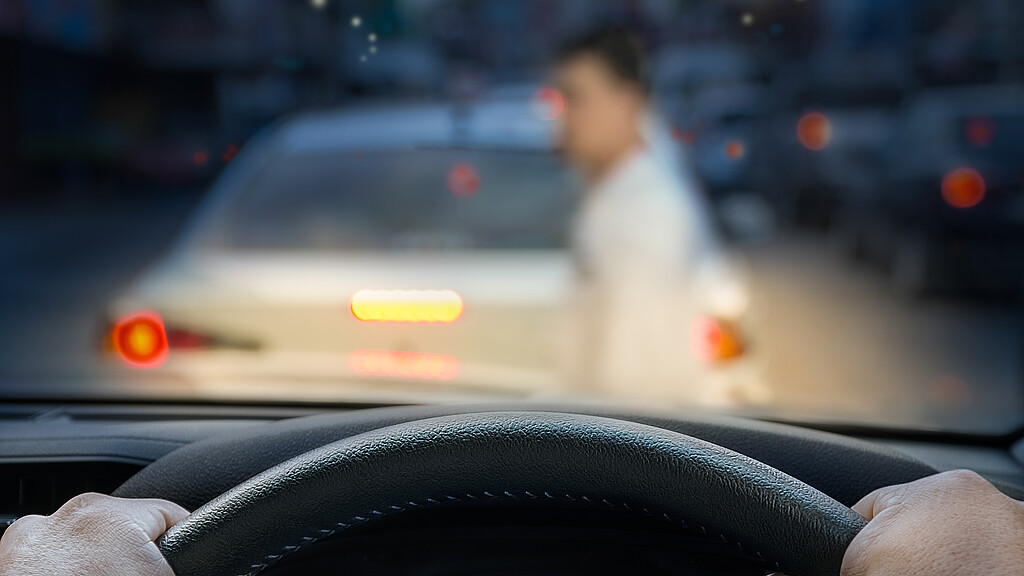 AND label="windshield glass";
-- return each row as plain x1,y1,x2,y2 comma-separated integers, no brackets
2,0,1022,435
